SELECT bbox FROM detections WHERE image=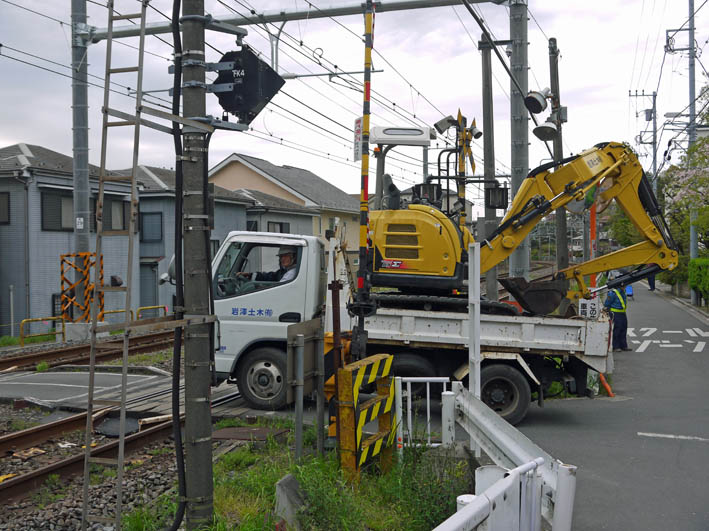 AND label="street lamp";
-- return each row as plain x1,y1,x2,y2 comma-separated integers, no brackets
524,87,567,141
